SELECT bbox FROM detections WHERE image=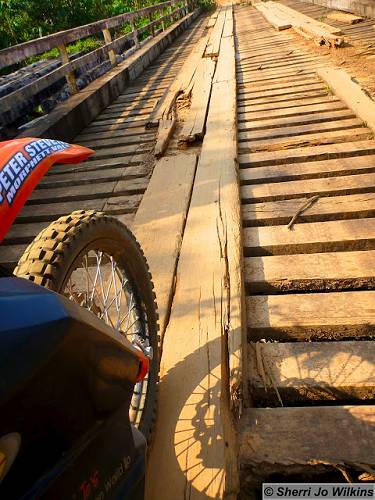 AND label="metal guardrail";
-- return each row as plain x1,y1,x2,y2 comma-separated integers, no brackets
0,0,193,115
